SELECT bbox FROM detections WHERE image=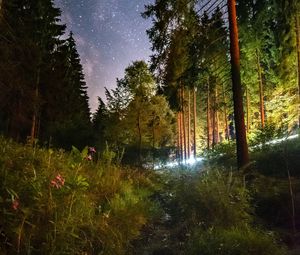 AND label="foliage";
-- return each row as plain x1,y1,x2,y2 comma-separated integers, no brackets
187,227,286,255
167,169,252,229
252,137,300,177
135,167,287,254
248,122,287,148
92,61,176,166
0,137,158,254
249,173,300,233
204,141,237,167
